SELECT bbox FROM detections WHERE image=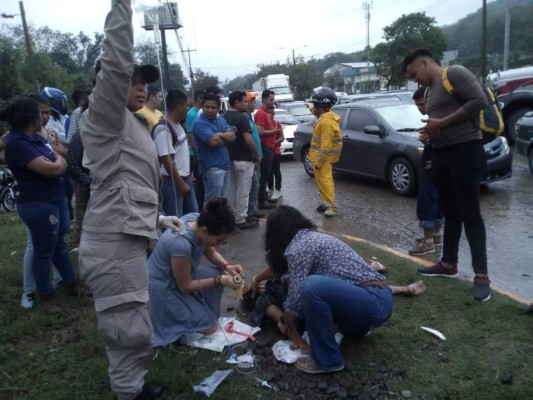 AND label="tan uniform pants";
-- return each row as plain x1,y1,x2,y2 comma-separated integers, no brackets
79,231,152,400
314,162,337,211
